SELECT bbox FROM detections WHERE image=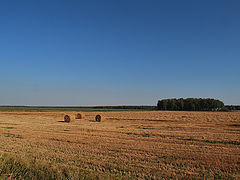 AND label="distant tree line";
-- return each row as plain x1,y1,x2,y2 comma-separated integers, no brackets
94,106,156,110
157,98,224,111
224,105,240,111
